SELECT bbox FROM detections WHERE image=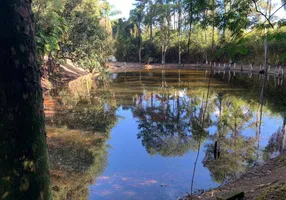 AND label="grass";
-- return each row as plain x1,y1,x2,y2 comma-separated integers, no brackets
256,183,286,200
